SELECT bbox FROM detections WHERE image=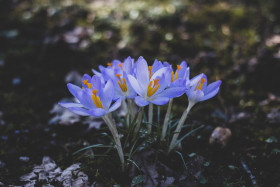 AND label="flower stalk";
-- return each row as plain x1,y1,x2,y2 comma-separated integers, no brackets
168,103,193,153
102,114,125,171
133,107,144,141
148,103,153,133
161,98,173,141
